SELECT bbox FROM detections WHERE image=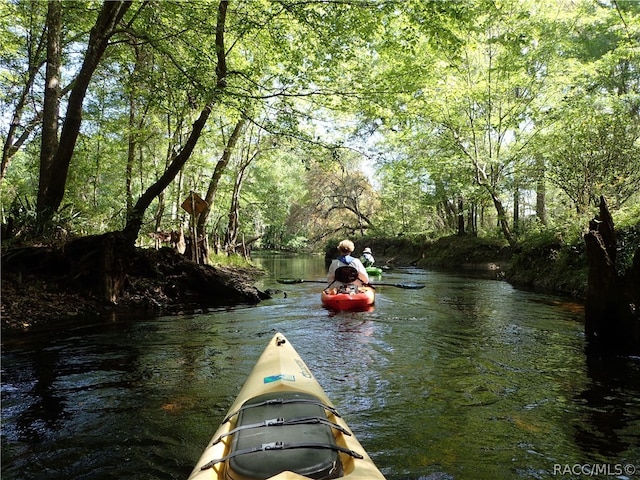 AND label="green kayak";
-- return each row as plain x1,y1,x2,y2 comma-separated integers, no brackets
365,266,382,276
